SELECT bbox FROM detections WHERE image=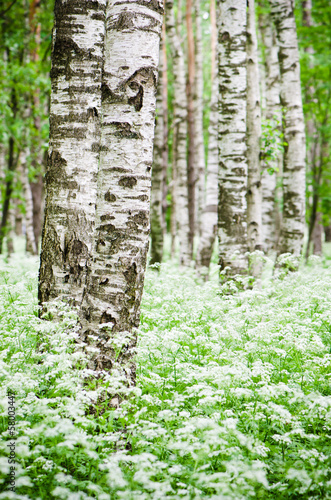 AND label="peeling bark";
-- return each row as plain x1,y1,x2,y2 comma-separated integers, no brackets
217,0,248,276
269,0,306,256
